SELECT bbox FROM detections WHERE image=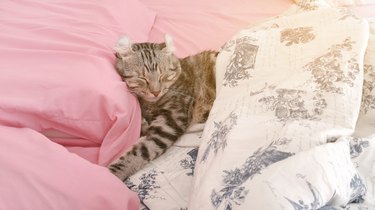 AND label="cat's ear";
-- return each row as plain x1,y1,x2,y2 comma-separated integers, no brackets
114,36,133,58
164,34,175,54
